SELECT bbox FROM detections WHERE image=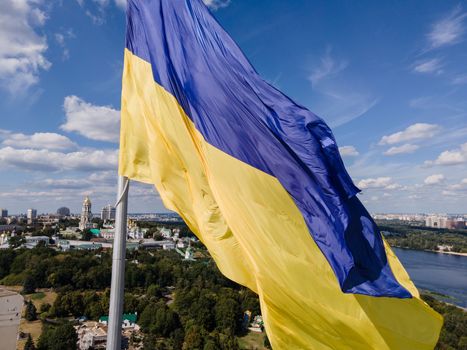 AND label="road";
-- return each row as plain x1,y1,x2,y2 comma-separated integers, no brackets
0,288,23,350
